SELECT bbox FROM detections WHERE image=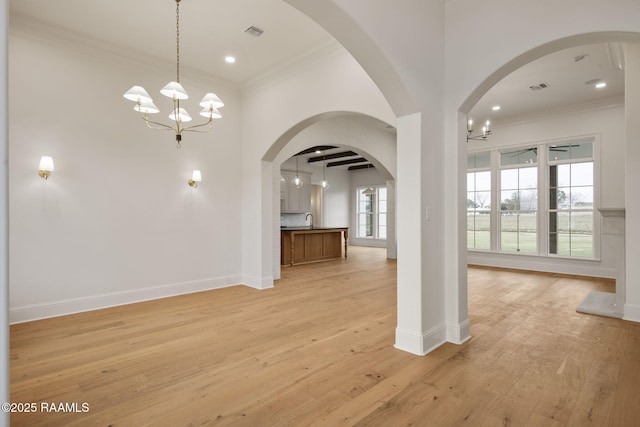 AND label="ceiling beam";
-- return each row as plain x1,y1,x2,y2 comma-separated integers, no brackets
327,157,368,167
307,151,358,163
348,164,376,171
